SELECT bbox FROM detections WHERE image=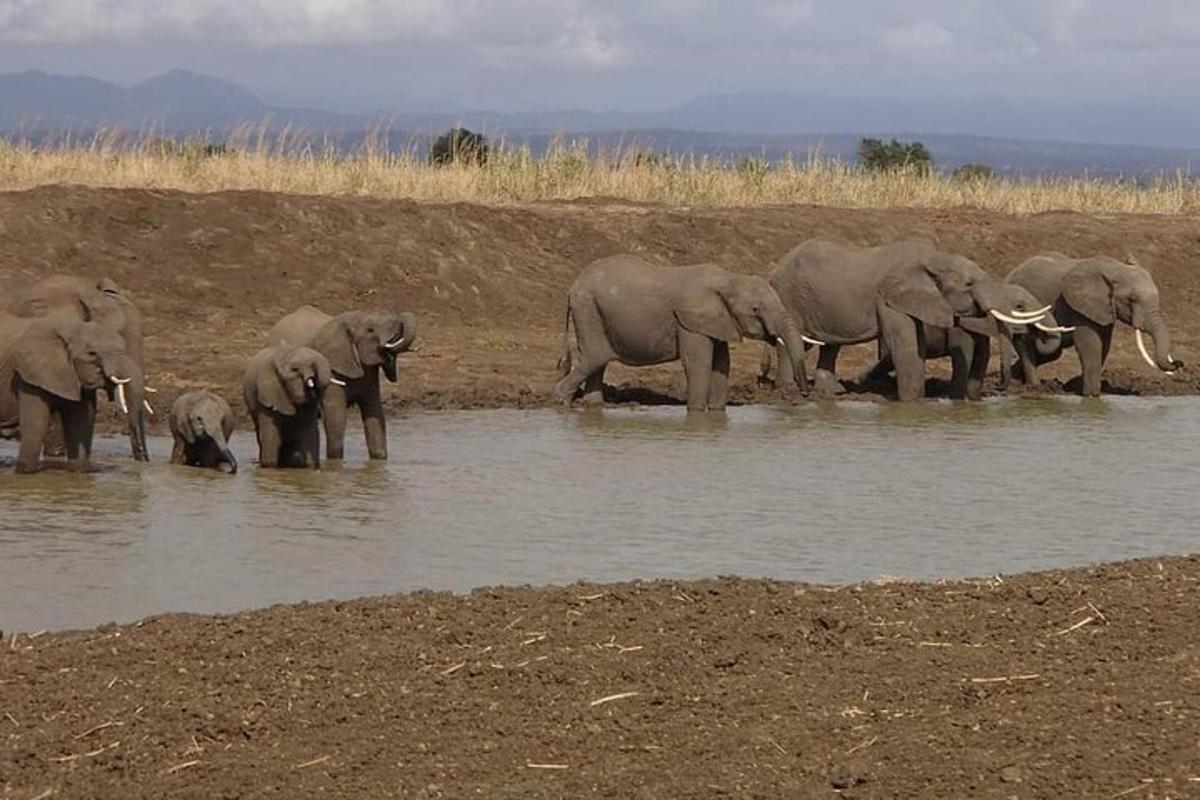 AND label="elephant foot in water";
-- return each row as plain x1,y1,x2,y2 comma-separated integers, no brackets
813,369,845,399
